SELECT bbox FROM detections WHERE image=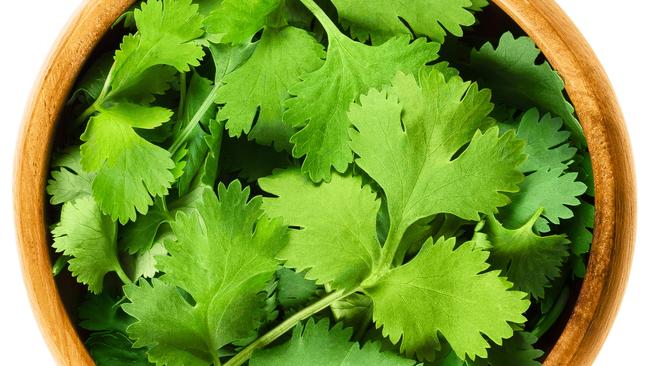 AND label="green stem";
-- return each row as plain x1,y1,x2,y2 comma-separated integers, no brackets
298,0,340,36
169,82,221,156
375,223,406,274
115,264,133,286
532,286,570,338
224,290,349,366
74,62,116,126
179,72,187,118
